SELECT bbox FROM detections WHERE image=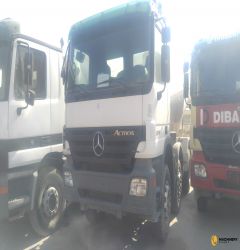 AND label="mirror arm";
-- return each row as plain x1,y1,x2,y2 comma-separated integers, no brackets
184,98,191,108
17,103,29,116
157,82,166,100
